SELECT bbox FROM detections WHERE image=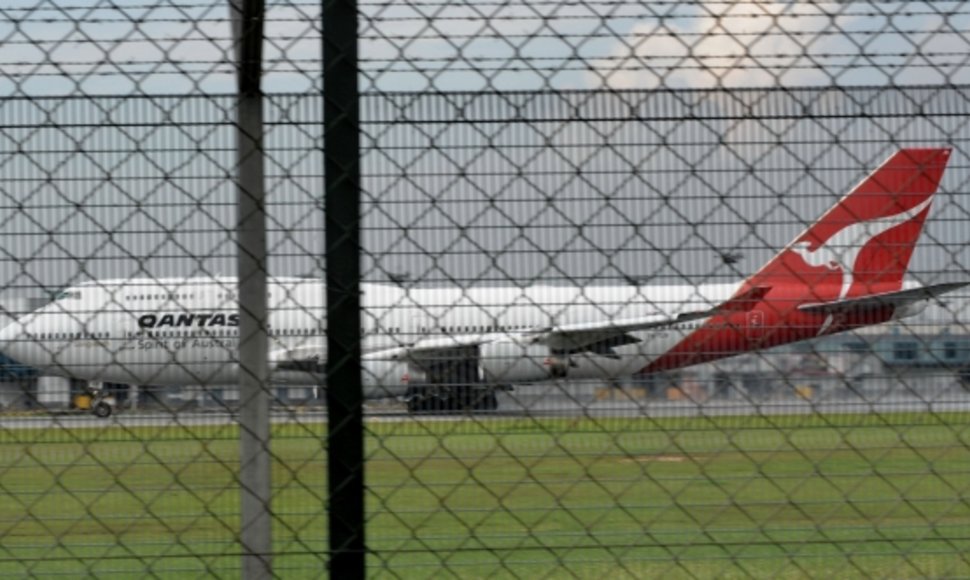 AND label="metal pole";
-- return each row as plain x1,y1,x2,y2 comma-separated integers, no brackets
230,1,271,578
323,0,365,575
